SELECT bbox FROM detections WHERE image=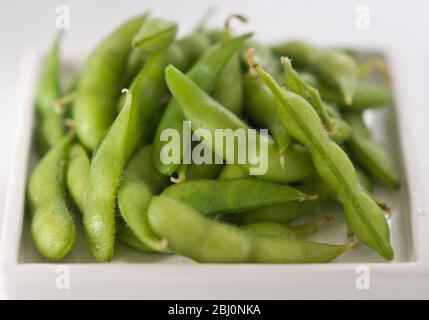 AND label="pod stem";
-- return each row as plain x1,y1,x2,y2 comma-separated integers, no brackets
303,194,319,201
318,215,334,226
121,88,132,107
170,164,187,184
375,199,392,219
64,118,75,129
54,91,76,113
224,14,249,36
158,238,169,252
